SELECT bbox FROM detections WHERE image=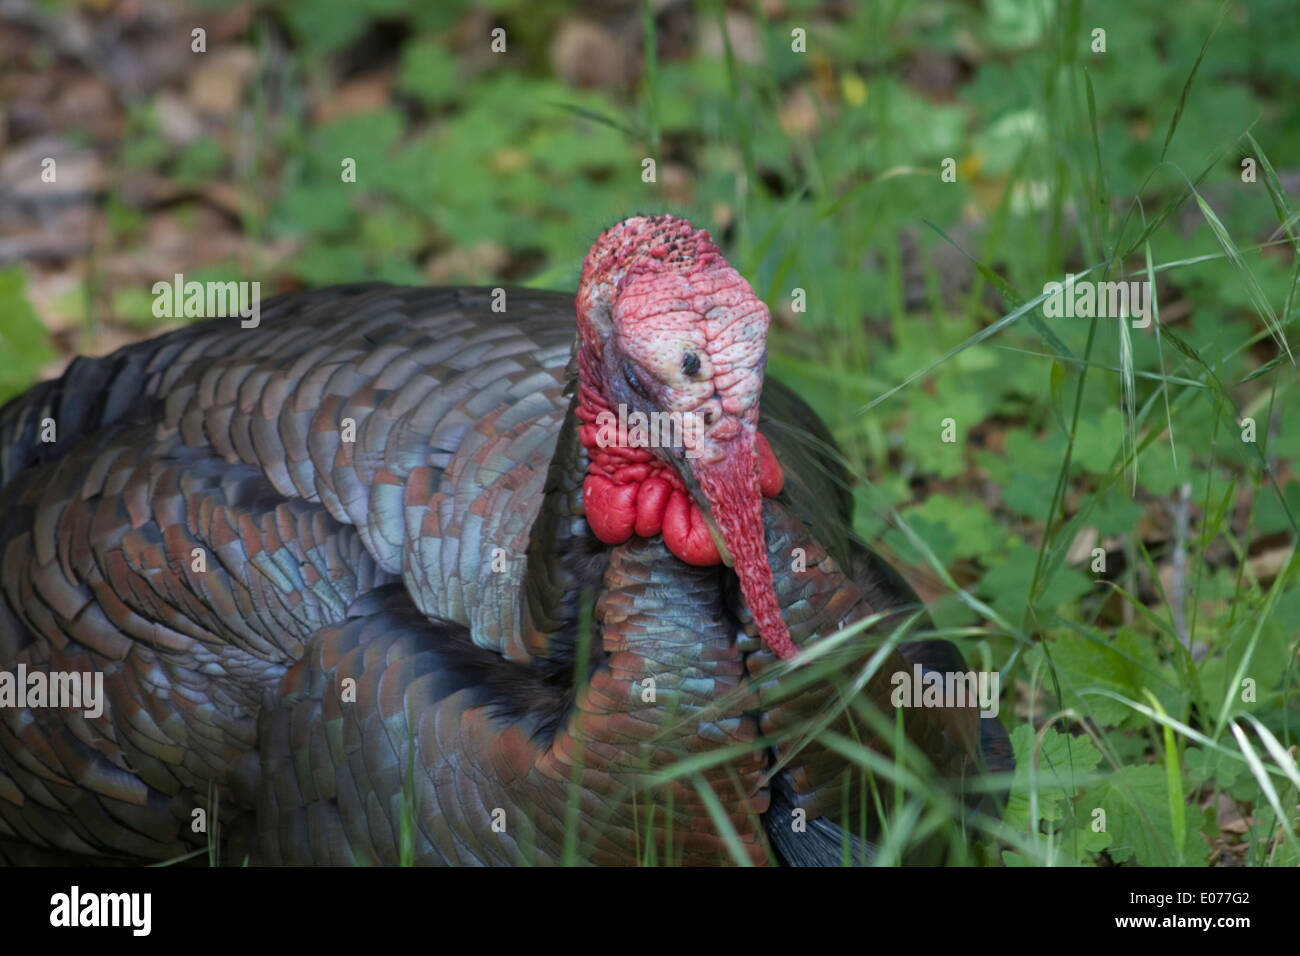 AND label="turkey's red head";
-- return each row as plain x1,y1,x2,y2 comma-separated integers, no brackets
575,214,795,659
